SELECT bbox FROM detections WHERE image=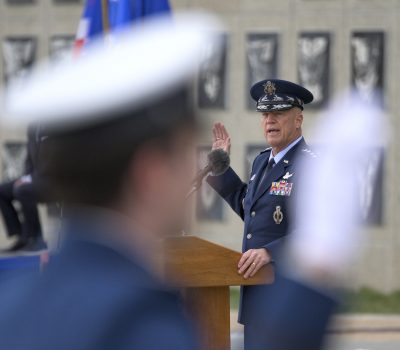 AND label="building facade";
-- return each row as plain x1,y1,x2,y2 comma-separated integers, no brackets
0,0,399,292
